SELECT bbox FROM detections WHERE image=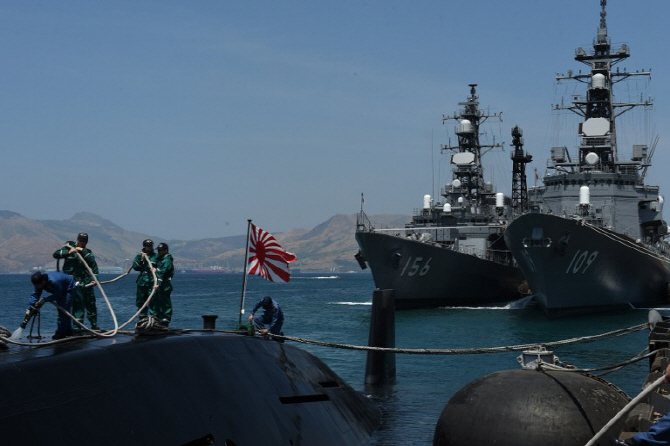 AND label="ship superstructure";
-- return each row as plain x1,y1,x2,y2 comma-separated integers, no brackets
356,85,527,309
